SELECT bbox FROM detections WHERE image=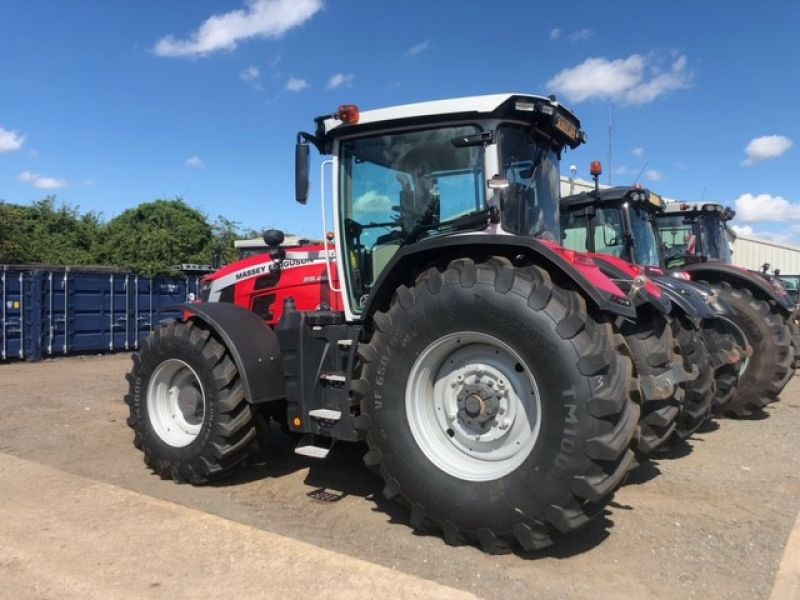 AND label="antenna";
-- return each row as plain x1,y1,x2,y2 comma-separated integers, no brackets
633,161,648,185
607,105,614,186
700,186,707,201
